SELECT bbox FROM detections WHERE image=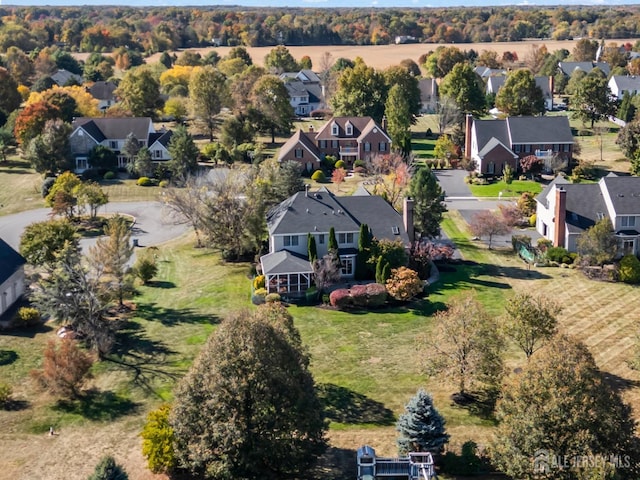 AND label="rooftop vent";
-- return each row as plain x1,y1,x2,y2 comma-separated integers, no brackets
392,226,400,235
